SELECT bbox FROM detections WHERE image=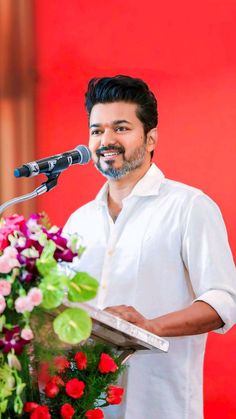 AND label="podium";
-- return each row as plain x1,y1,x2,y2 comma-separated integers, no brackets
64,301,169,363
